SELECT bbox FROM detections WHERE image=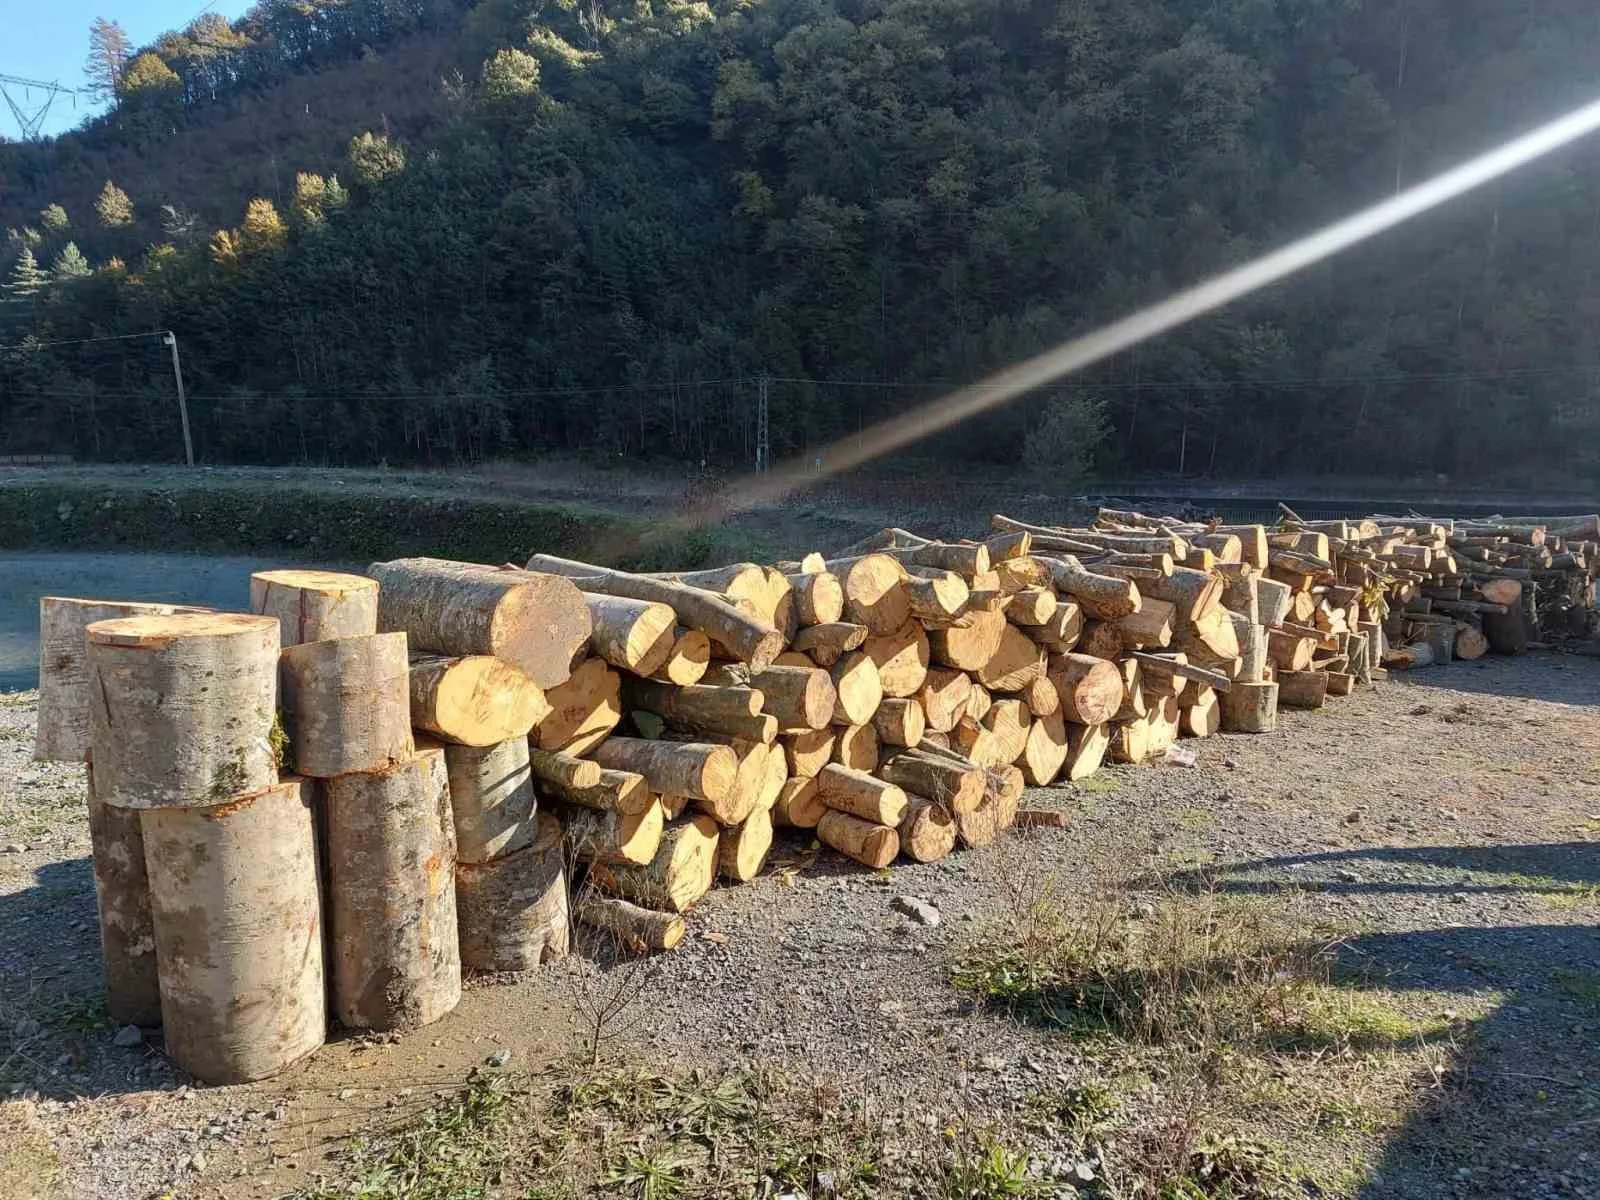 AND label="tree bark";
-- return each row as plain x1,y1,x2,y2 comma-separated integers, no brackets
575,895,686,952
455,813,569,971
563,797,665,865
85,764,160,1027
583,594,677,676
792,621,869,666
873,697,927,747
250,569,378,647
588,814,720,913
409,654,550,746
589,737,738,813
817,810,899,867
444,737,537,864
818,763,909,825
280,632,412,777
